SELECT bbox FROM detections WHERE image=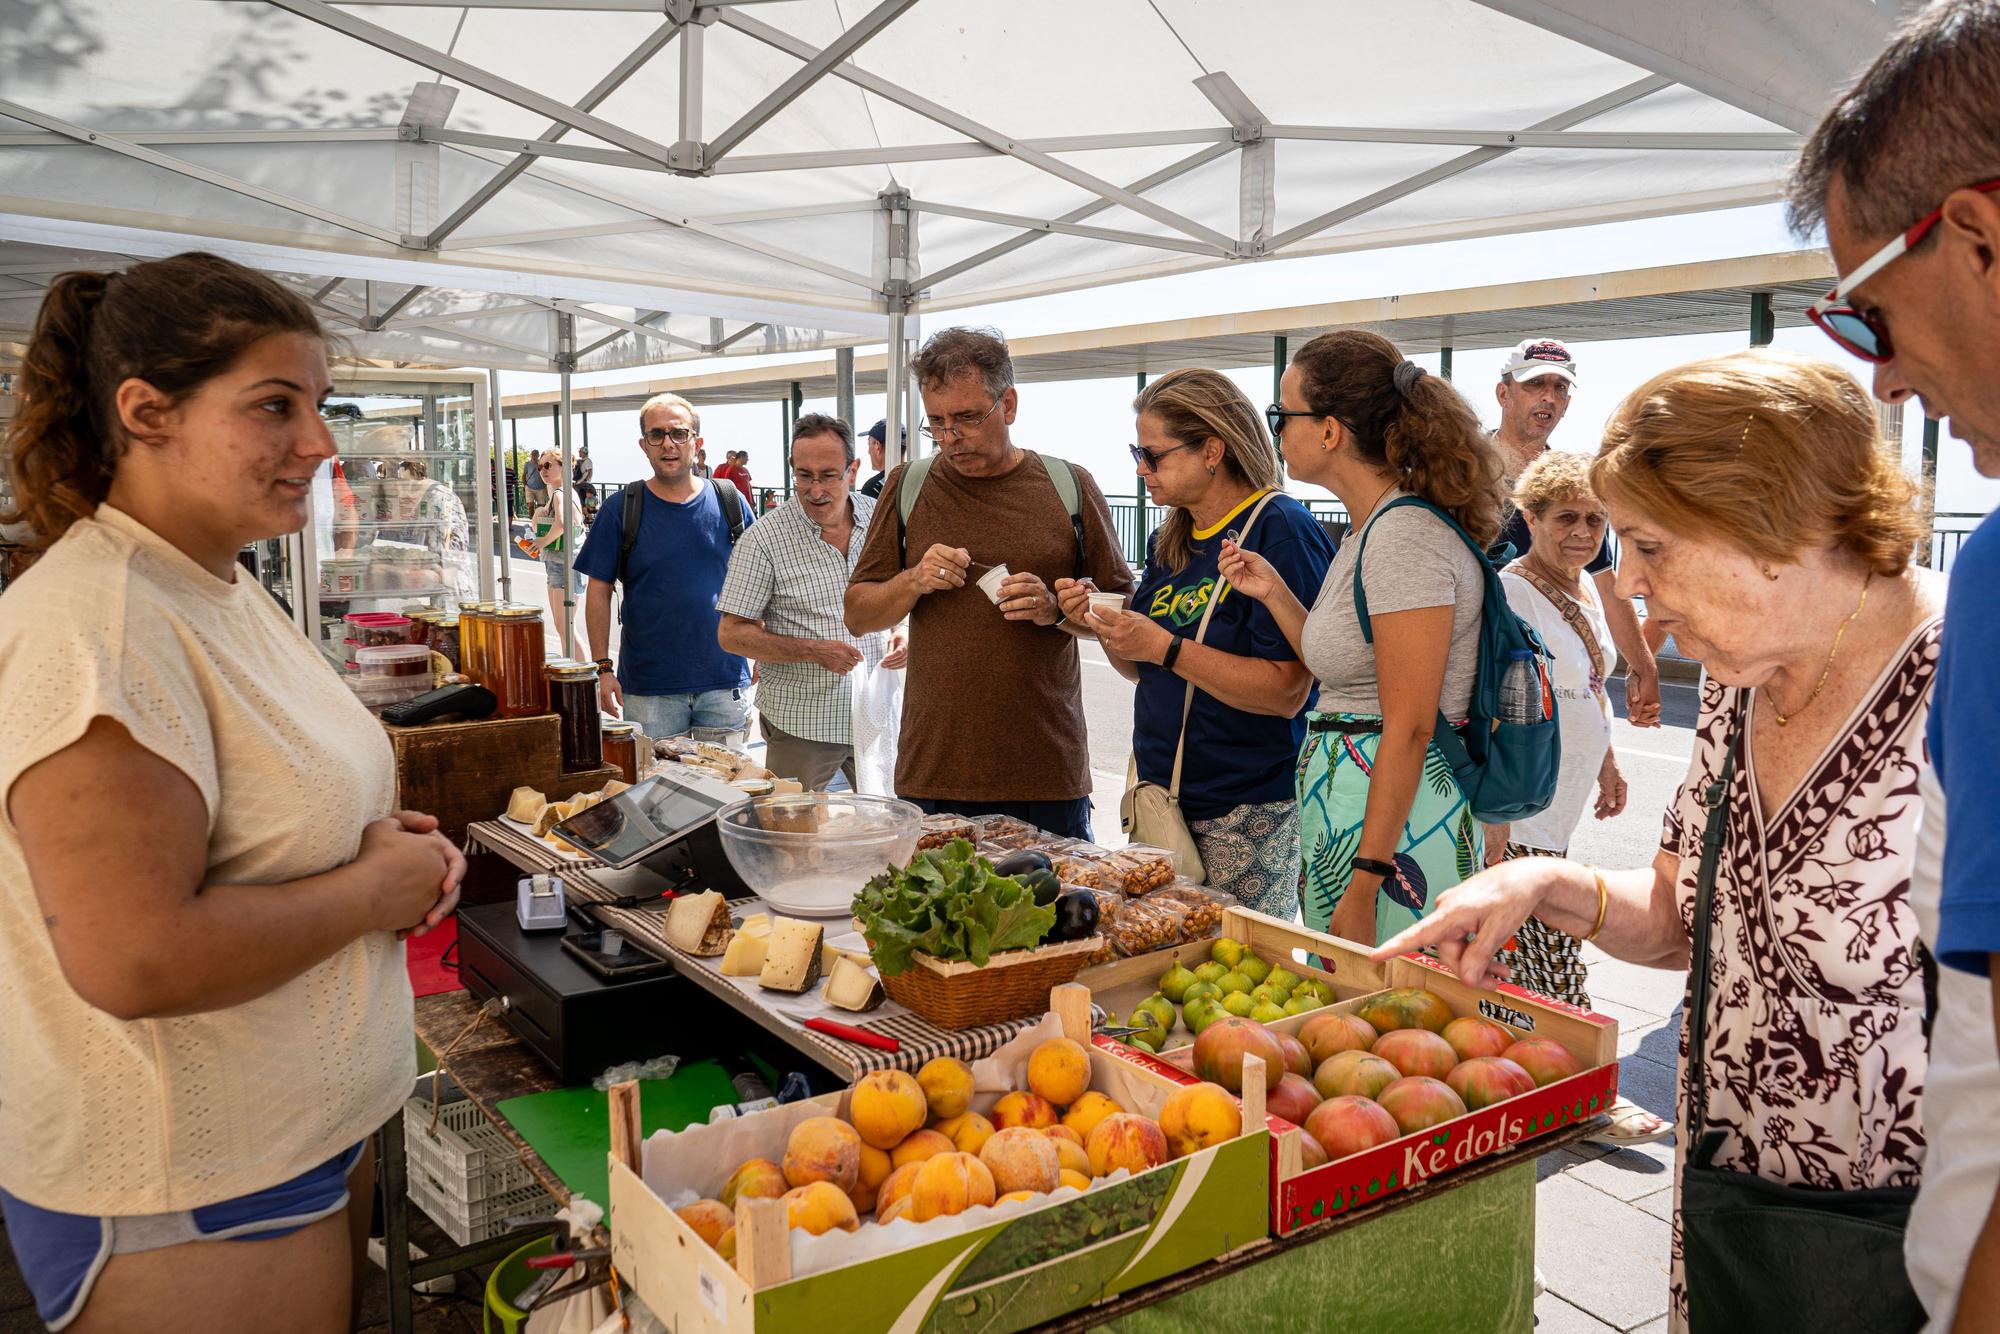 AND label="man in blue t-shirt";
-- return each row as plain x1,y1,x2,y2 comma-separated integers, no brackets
1787,10,2000,1323
575,392,753,741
